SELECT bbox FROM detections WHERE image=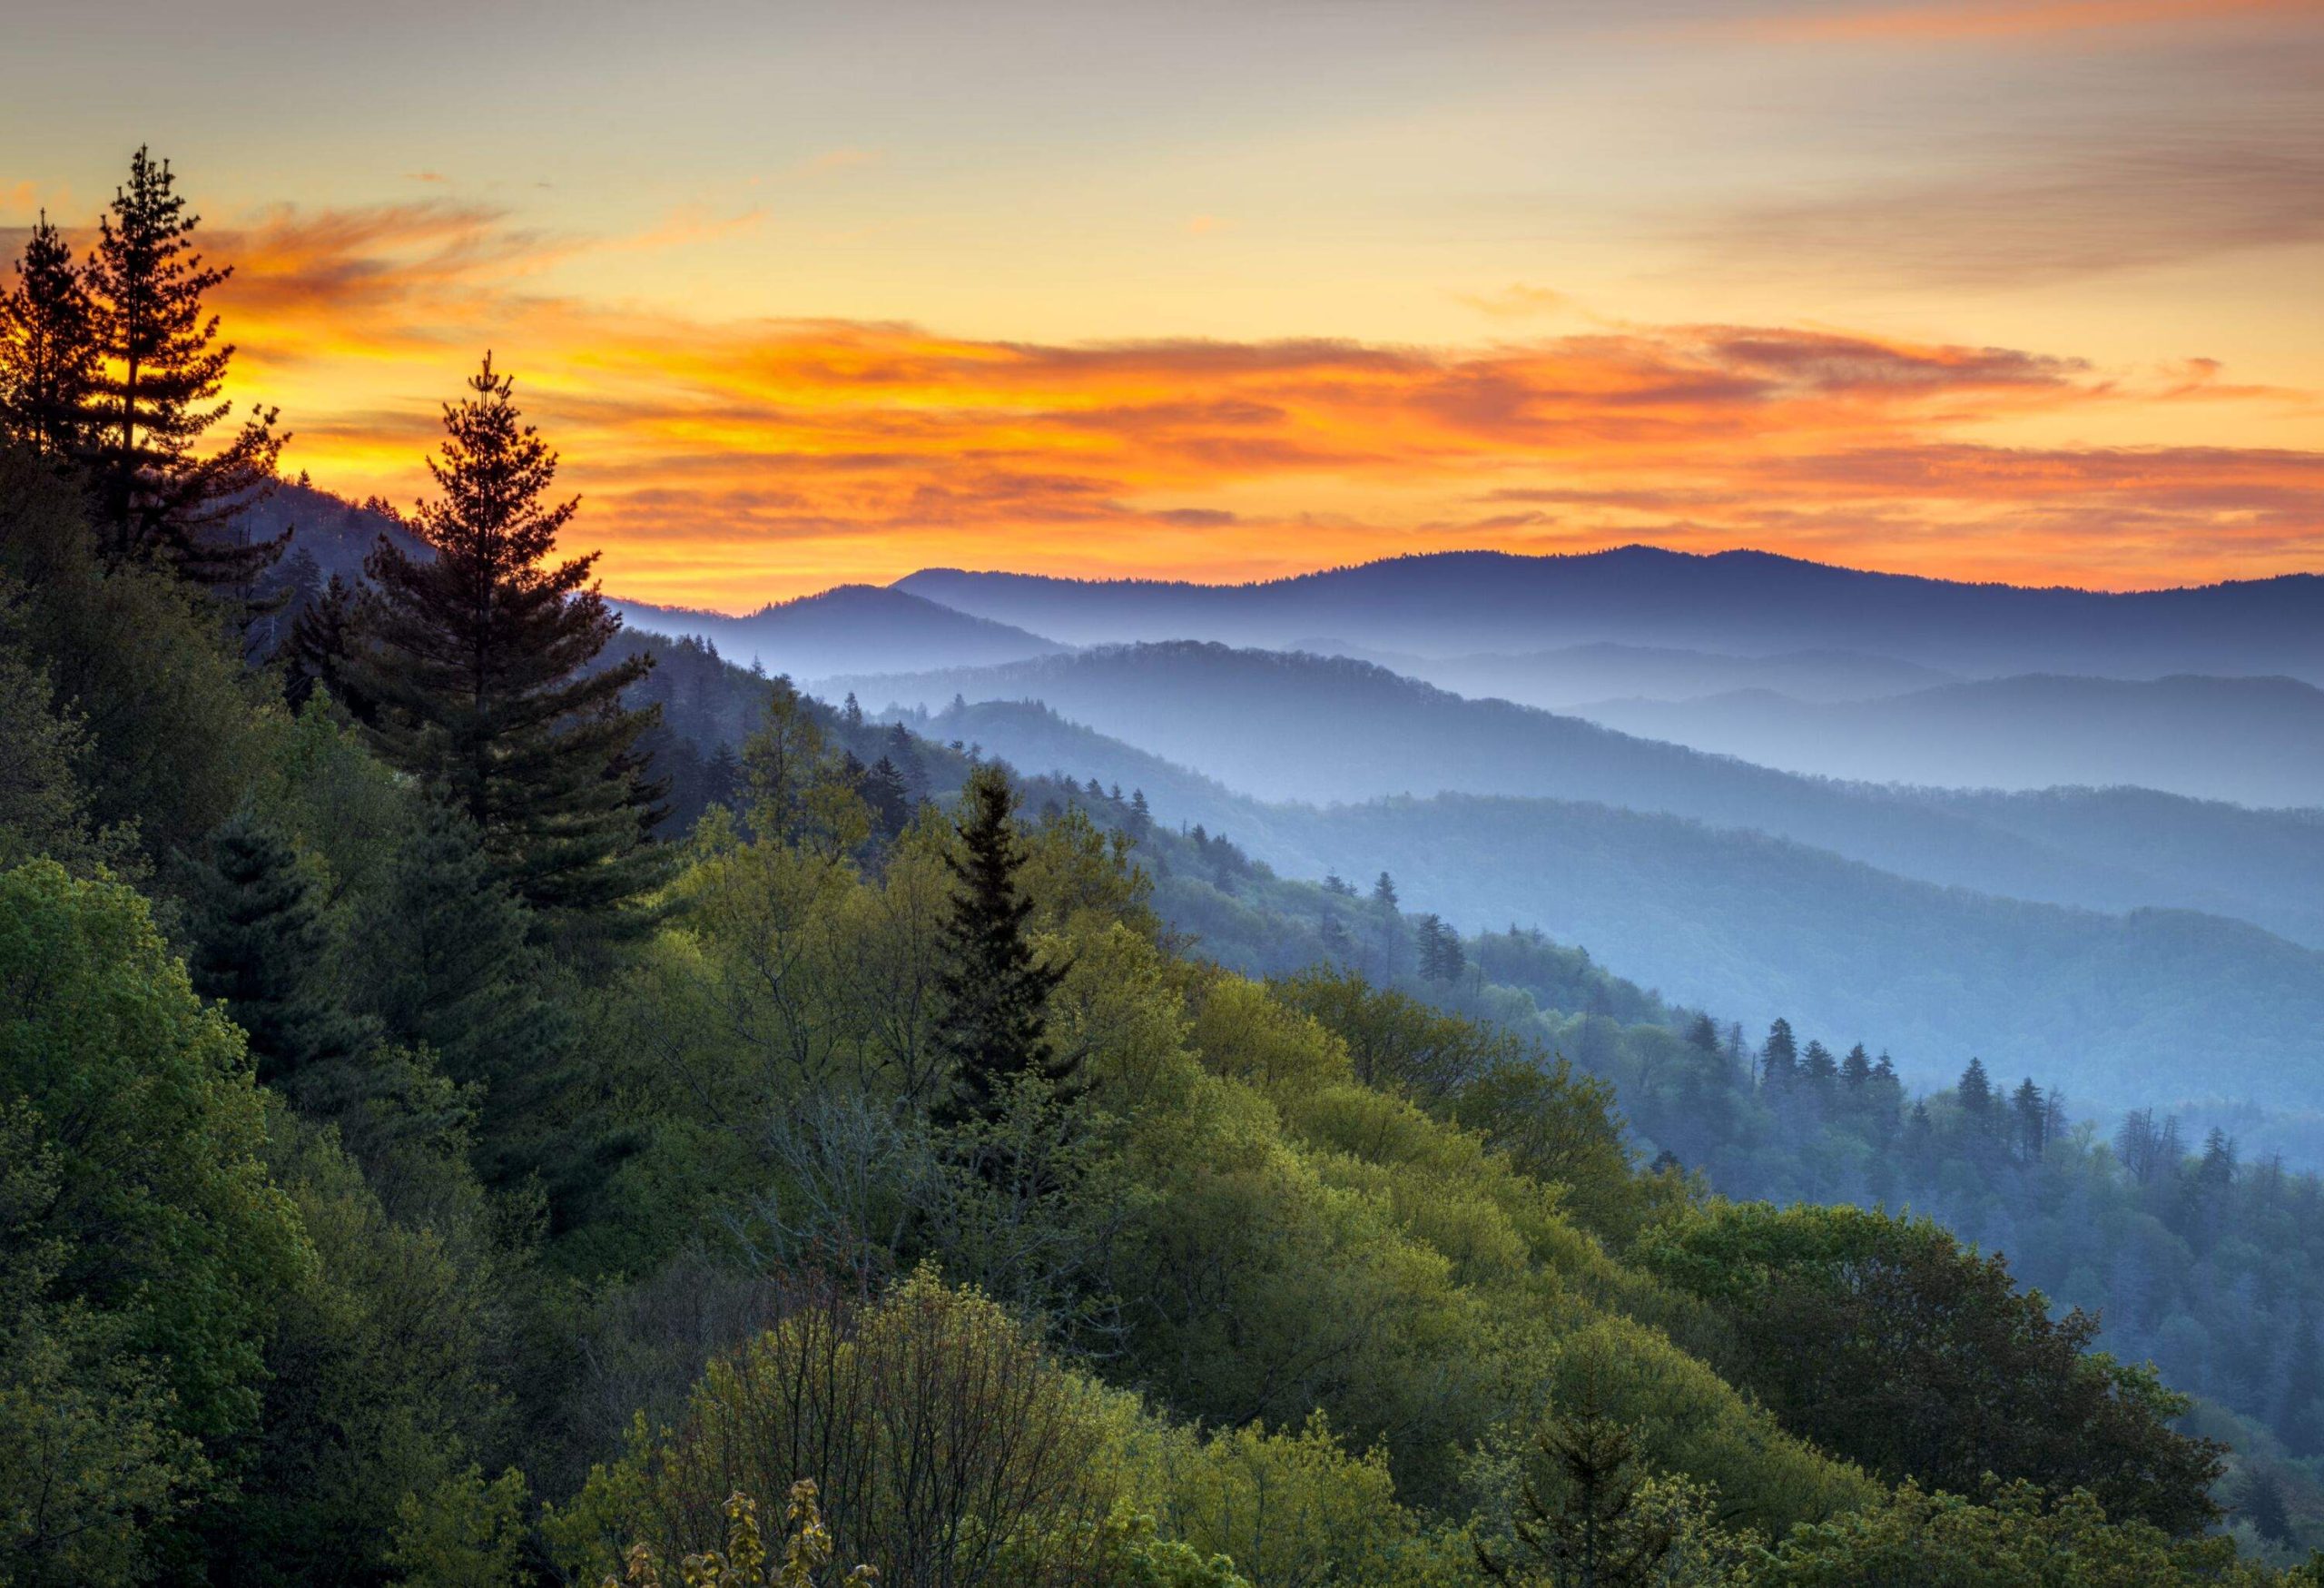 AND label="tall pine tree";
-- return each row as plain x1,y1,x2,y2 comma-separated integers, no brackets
0,212,98,459
350,354,665,926
932,765,1072,1129
81,147,286,585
